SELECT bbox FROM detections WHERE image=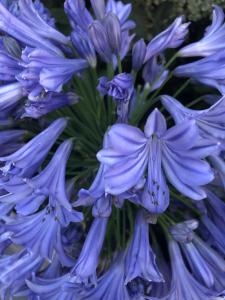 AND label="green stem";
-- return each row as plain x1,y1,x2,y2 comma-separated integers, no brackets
173,78,191,98
117,55,122,73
